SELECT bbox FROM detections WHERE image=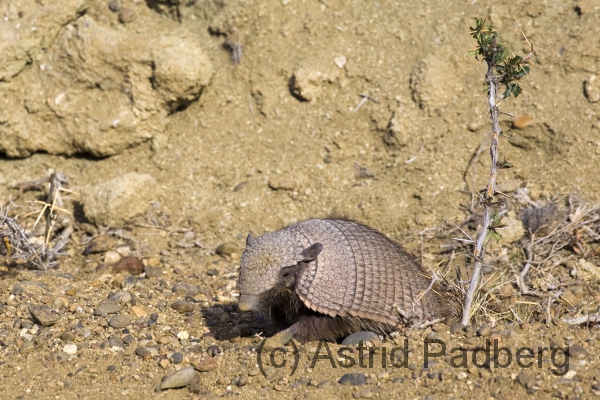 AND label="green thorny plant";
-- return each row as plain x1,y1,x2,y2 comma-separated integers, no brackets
460,18,534,326
468,18,534,98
